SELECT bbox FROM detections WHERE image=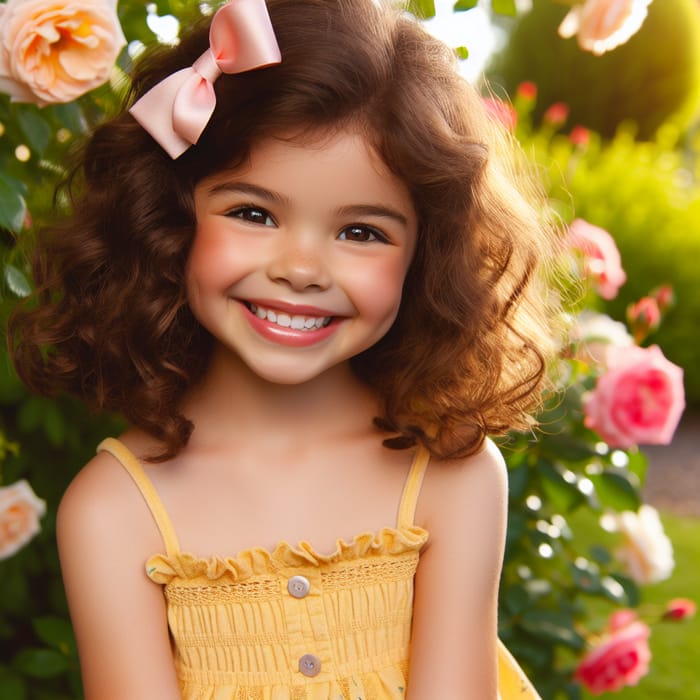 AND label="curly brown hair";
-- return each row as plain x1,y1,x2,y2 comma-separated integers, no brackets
9,0,562,461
